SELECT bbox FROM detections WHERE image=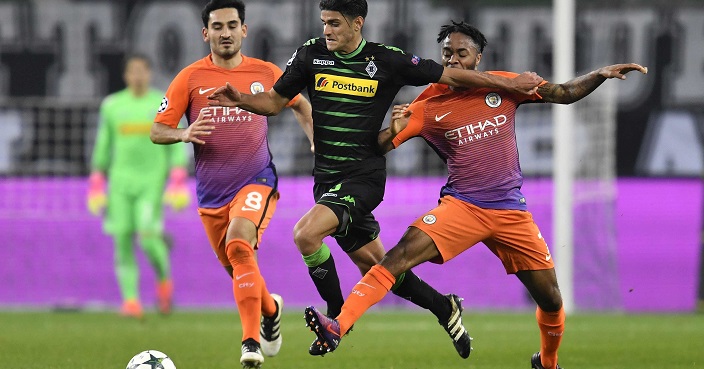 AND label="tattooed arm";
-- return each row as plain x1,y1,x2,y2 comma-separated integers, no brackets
538,63,647,104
